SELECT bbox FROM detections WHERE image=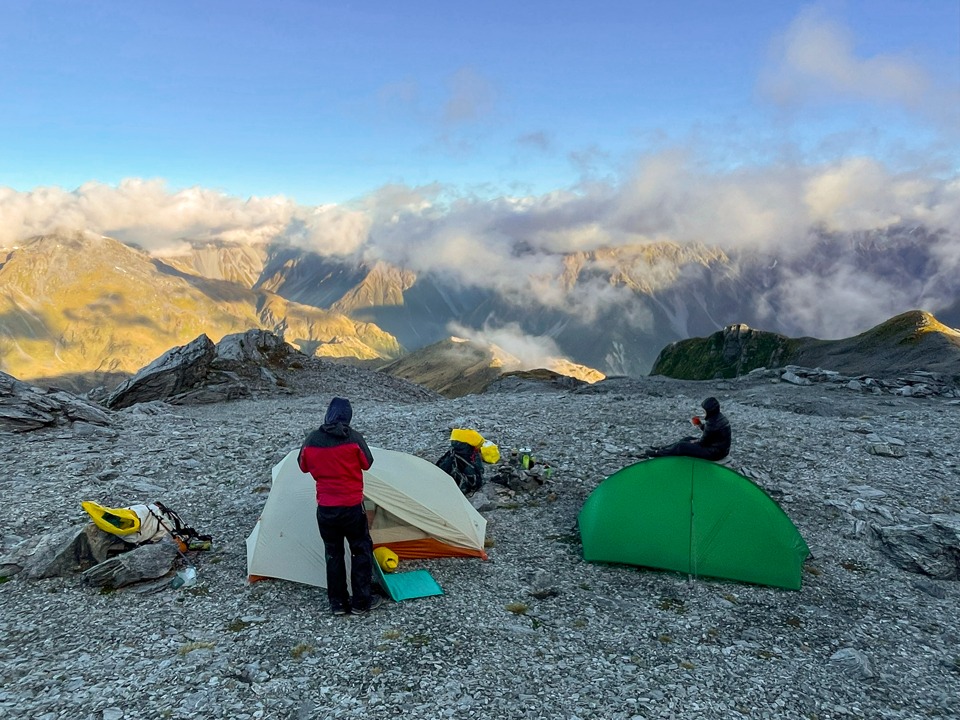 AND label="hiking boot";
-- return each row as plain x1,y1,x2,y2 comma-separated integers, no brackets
330,603,350,616
352,595,384,614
